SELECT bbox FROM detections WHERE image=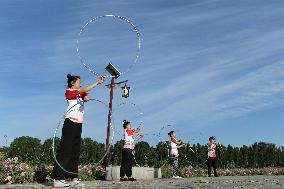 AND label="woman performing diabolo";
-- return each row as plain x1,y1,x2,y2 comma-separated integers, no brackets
168,131,187,179
207,136,218,177
120,120,143,181
51,74,105,187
